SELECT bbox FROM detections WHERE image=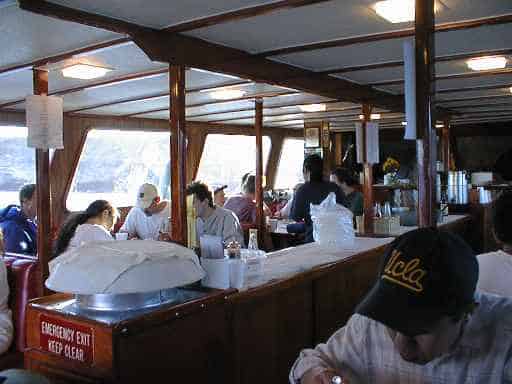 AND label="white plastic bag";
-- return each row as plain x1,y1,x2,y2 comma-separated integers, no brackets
310,192,355,249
